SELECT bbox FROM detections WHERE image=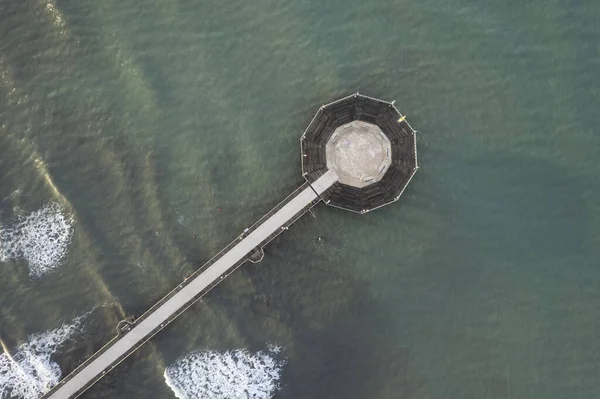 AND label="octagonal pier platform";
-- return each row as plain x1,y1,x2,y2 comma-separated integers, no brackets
302,93,418,213
41,93,418,399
